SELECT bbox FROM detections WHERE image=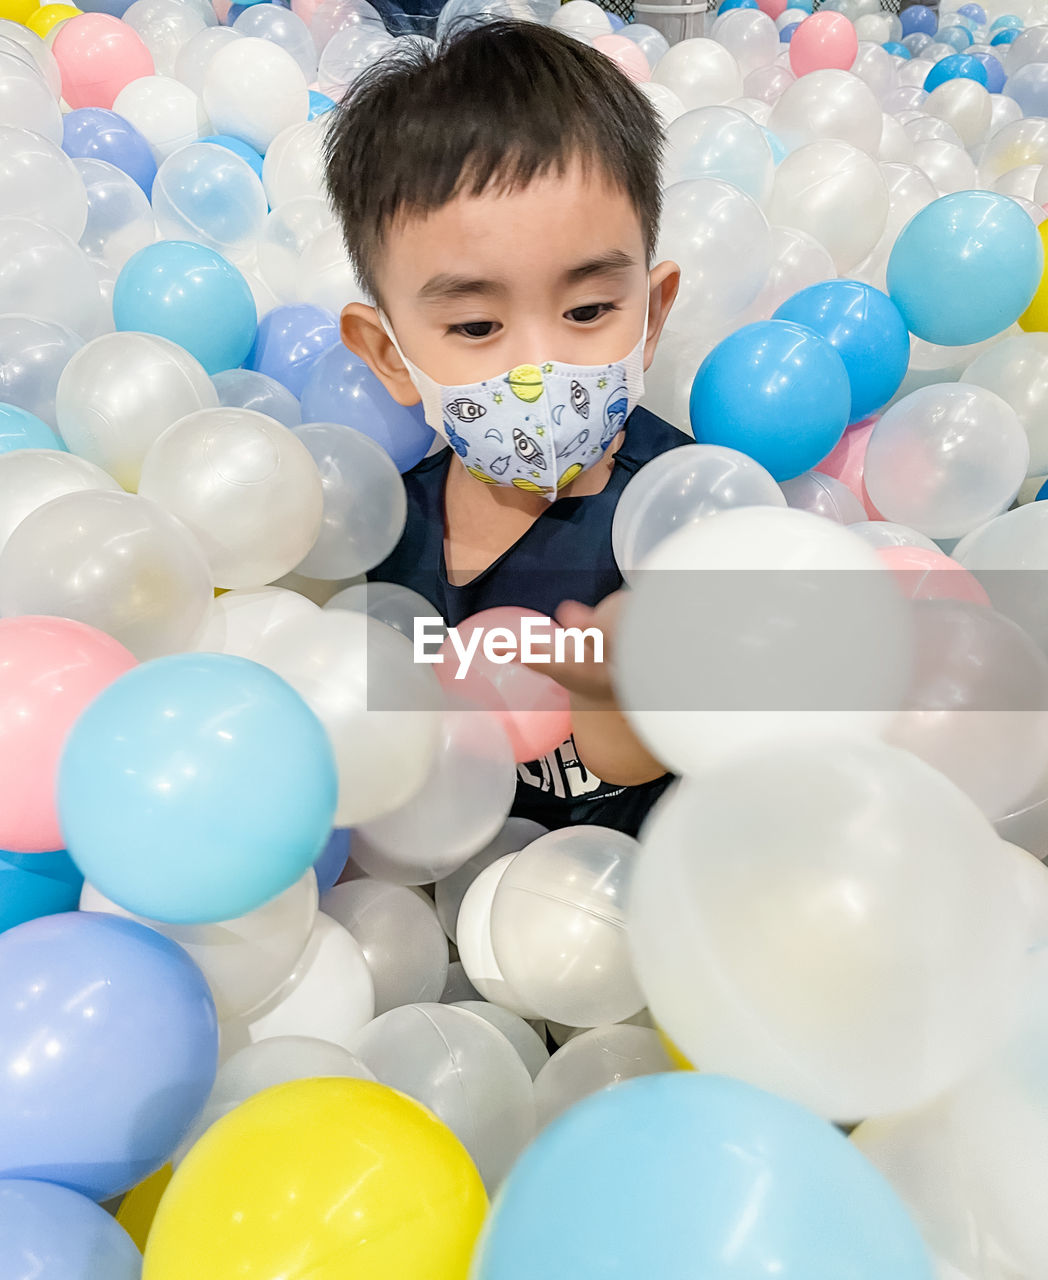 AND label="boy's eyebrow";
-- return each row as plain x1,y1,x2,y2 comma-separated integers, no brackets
418,273,509,302
562,249,638,284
